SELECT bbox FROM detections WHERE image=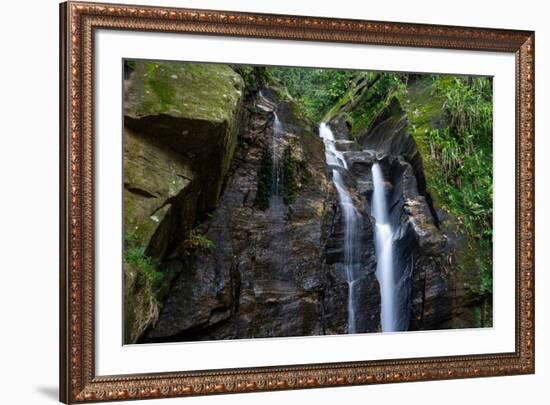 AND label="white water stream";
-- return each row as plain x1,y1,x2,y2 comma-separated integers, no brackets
320,123,399,333
320,123,359,333
371,163,396,332
270,112,284,209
